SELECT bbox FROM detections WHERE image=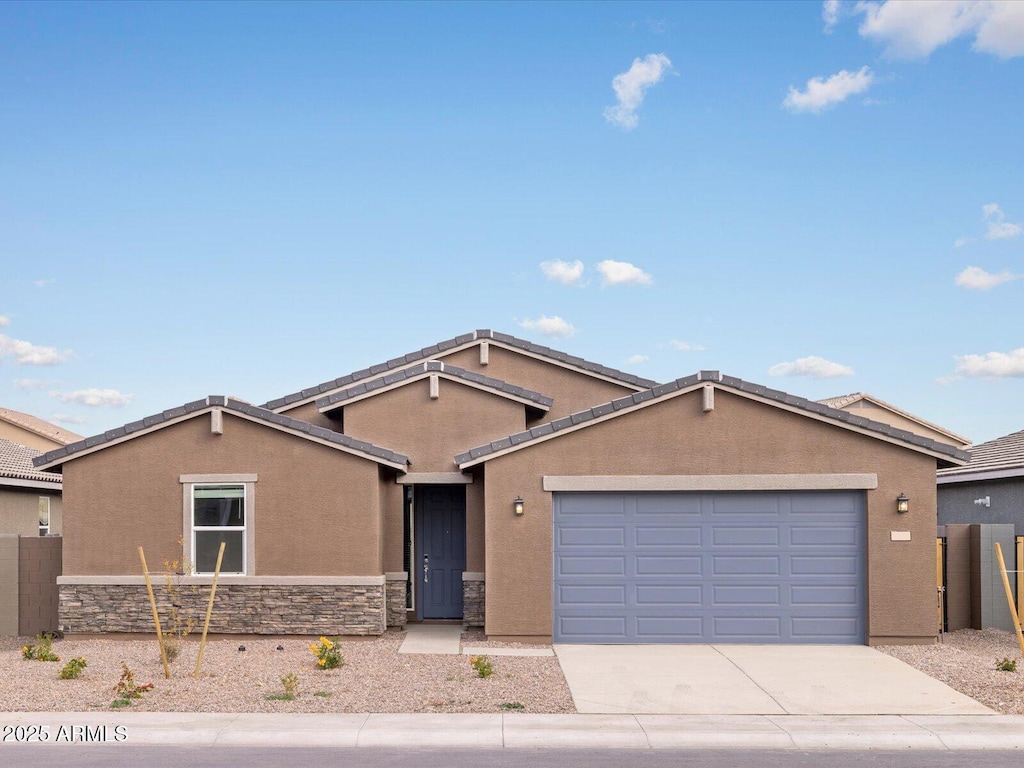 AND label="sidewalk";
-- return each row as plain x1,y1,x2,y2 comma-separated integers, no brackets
1,712,1022,750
